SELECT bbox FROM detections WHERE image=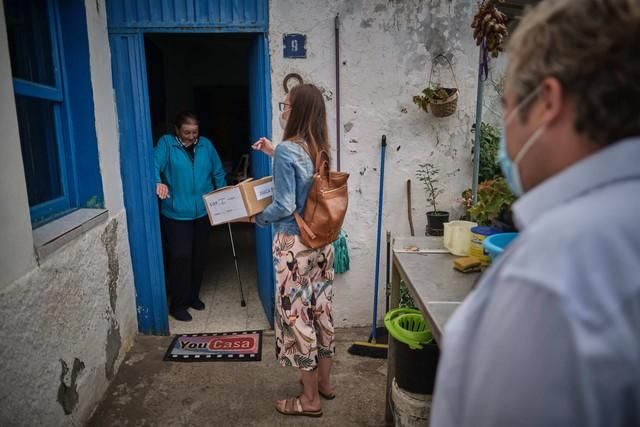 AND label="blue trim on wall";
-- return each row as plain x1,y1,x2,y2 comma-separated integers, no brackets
109,33,170,335
248,33,274,326
11,0,103,225
57,0,104,210
106,0,272,334
107,0,268,32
